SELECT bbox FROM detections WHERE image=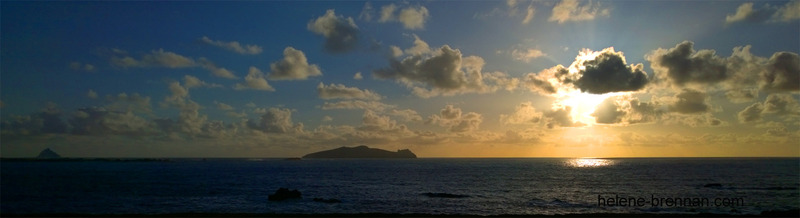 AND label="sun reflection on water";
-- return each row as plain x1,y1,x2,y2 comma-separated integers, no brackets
568,158,613,168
